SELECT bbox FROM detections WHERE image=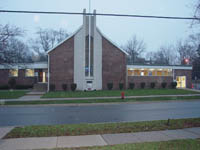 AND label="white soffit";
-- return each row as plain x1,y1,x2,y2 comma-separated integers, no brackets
0,62,48,69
